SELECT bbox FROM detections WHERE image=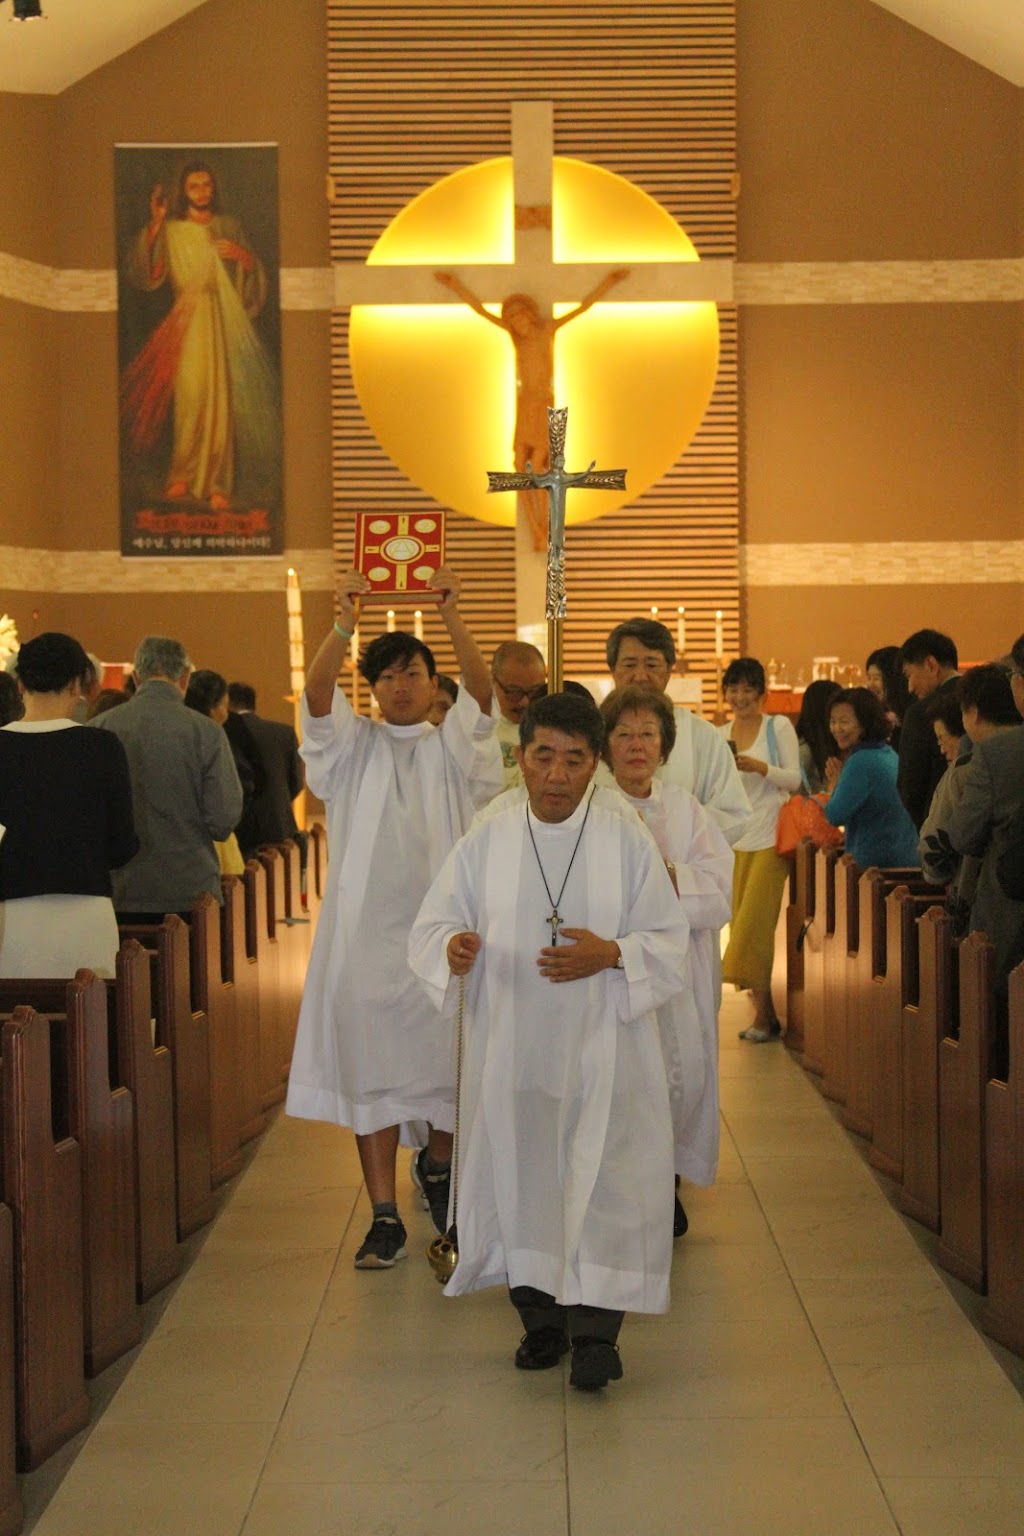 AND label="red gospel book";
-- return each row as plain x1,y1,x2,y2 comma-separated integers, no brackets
354,511,446,603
